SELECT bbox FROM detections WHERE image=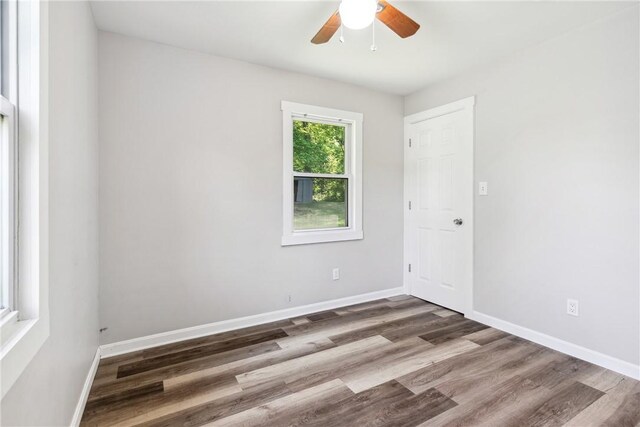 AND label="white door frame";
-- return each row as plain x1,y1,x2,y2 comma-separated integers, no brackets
403,96,475,315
